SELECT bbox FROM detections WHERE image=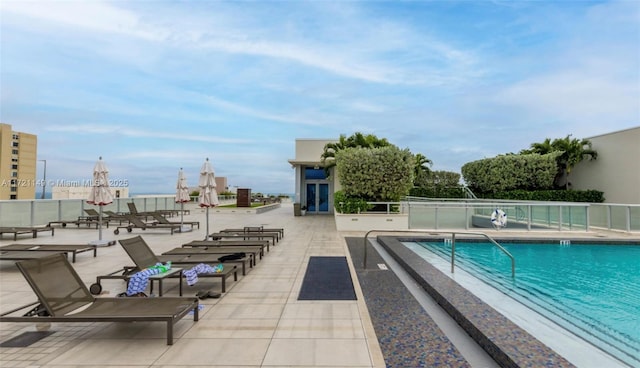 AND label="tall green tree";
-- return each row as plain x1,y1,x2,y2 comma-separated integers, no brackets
413,153,433,187
521,135,597,189
552,135,598,189
321,132,392,177
335,146,414,202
